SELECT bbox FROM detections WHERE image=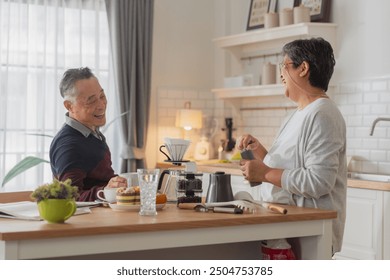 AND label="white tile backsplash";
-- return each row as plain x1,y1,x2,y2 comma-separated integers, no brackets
339,76,390,175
